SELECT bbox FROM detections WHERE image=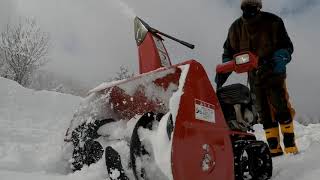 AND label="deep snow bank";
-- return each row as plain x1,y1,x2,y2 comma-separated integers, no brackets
0,77,82,174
